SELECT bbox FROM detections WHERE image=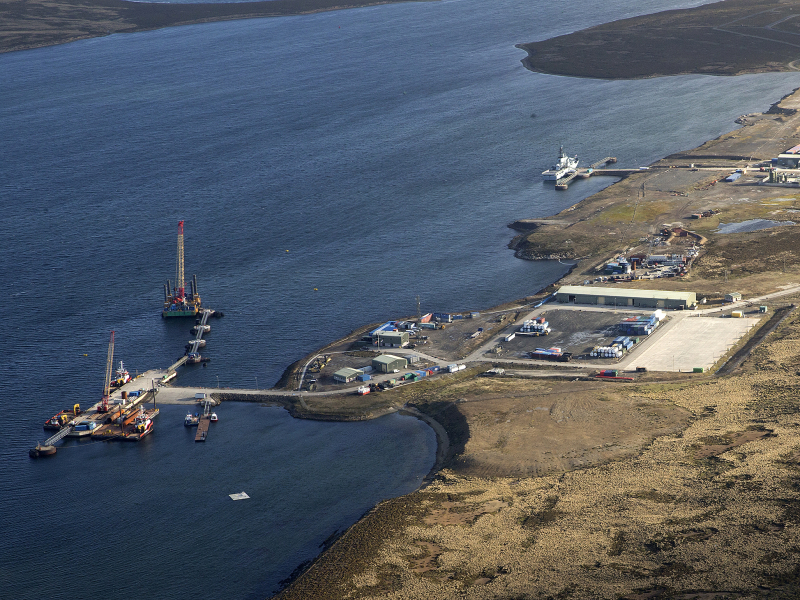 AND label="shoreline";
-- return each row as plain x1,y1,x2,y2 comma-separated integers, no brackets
266,83,800,598
0,0,427,55
517,0,800,80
